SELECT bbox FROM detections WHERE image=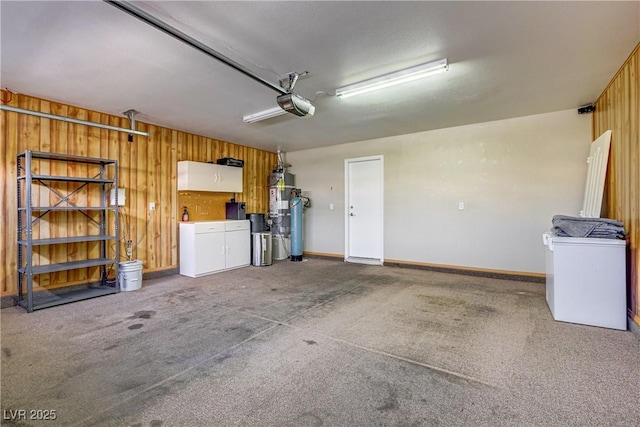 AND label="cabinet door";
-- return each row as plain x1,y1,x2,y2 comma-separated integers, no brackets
225,230,250,269
194,232,226,276
216,166,243,193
